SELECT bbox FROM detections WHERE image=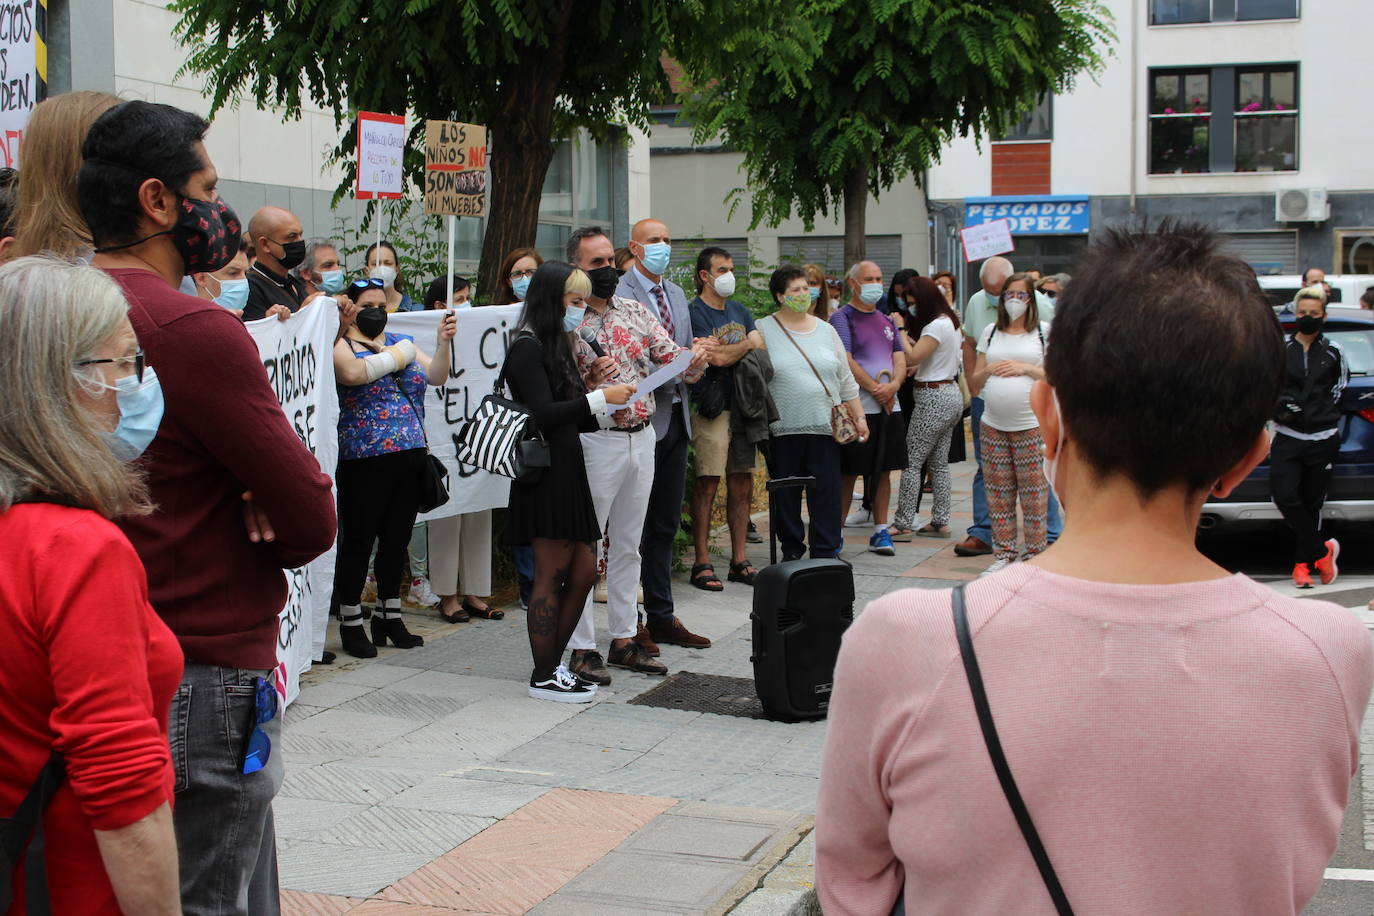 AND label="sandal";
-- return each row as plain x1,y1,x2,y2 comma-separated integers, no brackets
728,561,758,585
690,563,724,591
463,599,505,620
887,526,915,543
916,524,952,538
